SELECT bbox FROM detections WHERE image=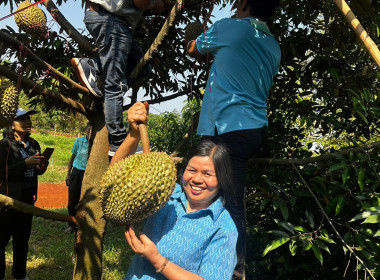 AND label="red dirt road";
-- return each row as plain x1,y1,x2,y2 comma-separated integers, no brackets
35,182,68,209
